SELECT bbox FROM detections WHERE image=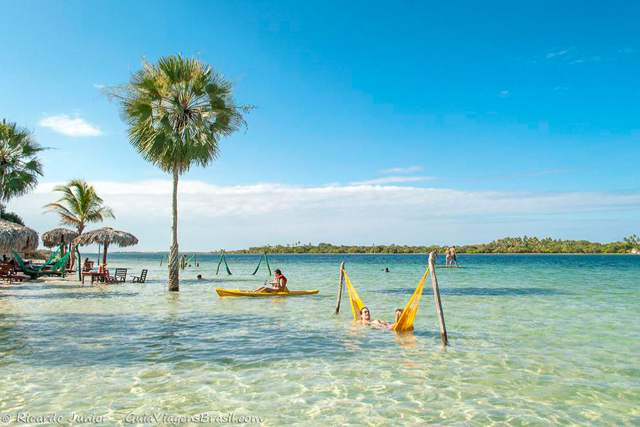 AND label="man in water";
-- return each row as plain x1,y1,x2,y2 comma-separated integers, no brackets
359,307,390,328
445,248,452,267
254,269,289,293
197,274,205,281
450,246,458,267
